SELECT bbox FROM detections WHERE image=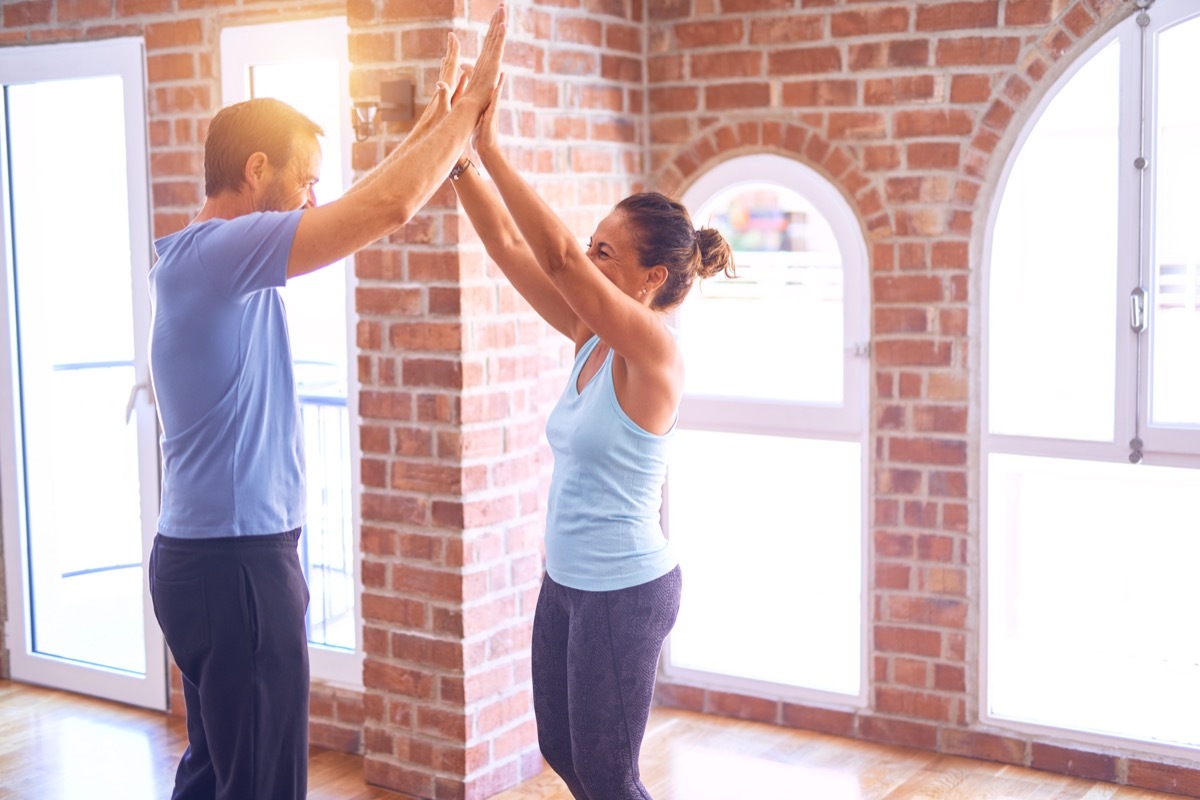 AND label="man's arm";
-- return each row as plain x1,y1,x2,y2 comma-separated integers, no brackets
286,5,506,278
